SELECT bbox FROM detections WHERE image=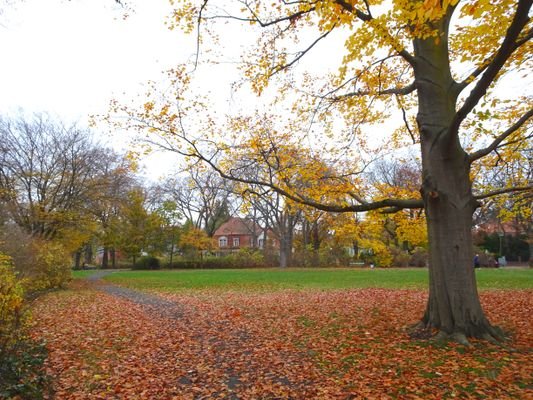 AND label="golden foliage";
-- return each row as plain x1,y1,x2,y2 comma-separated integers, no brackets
27,240,71,292
179,227,215,253
0,253,26,349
